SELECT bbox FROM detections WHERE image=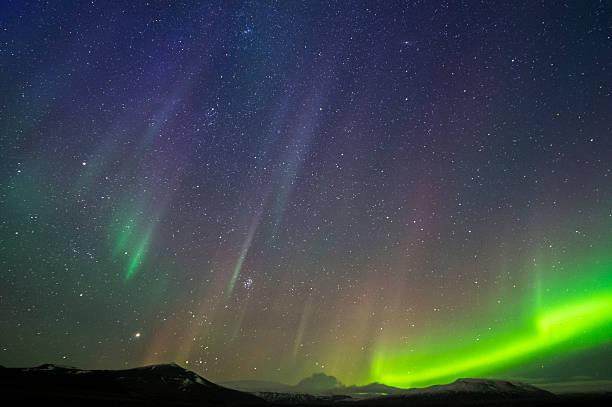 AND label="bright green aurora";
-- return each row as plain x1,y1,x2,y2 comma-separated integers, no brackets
370,255,612,387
